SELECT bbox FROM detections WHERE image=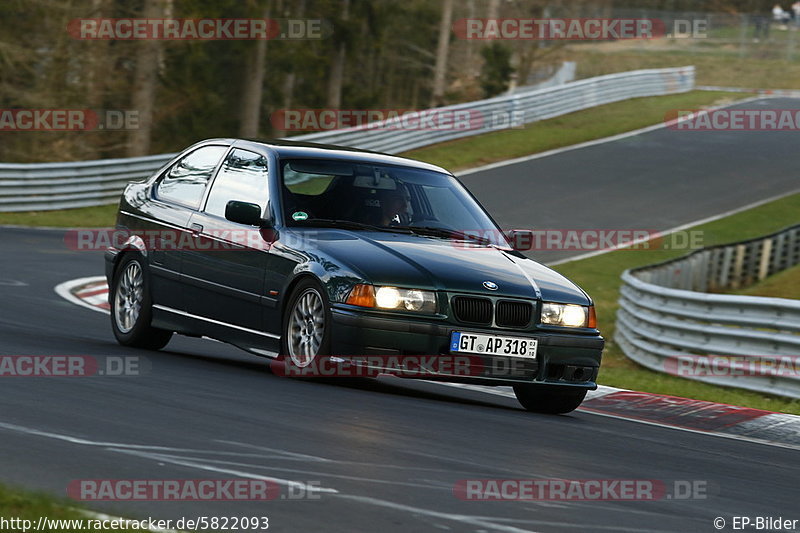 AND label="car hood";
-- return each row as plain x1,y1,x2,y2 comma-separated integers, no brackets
303,229,590,304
